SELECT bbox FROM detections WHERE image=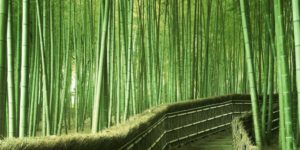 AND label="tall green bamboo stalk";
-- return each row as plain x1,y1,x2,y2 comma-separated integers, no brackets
92,0,110,133
240,0,262,148
274,0,296,149
6,0,14,138
36,0,51,136
291,0,300,141
19,0,29,138
0,0,8,138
